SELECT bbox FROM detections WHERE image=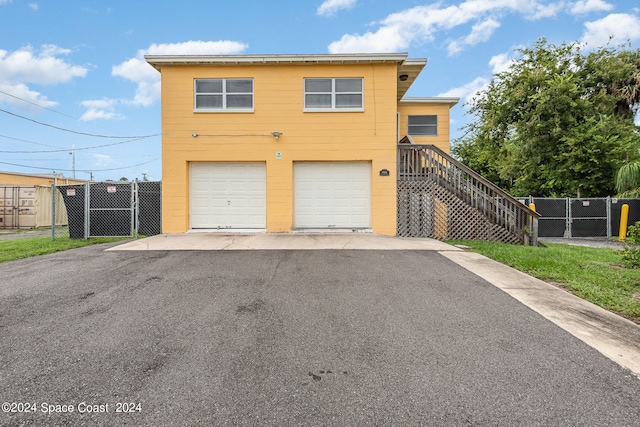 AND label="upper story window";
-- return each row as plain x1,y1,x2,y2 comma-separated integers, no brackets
408,115,437,136
304,78,363,111
194,78,253,111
